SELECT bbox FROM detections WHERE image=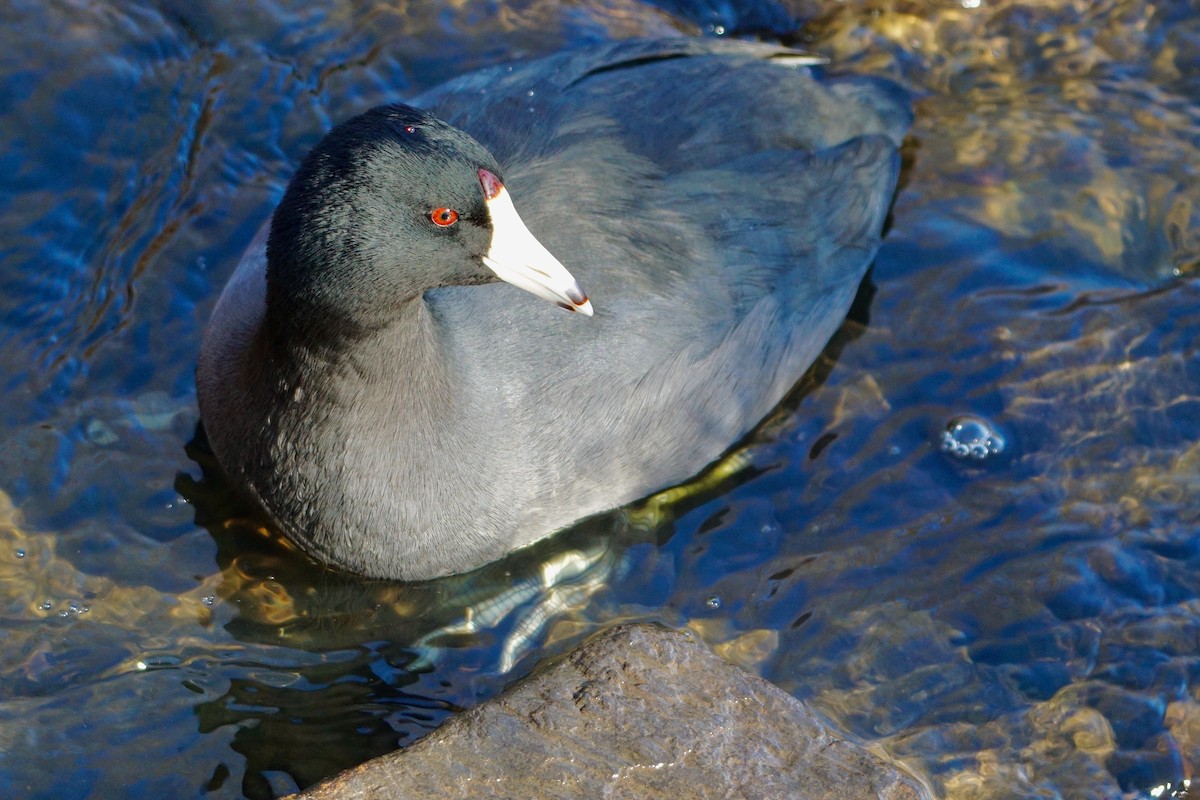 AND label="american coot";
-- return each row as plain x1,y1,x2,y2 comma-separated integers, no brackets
197,38,911,581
